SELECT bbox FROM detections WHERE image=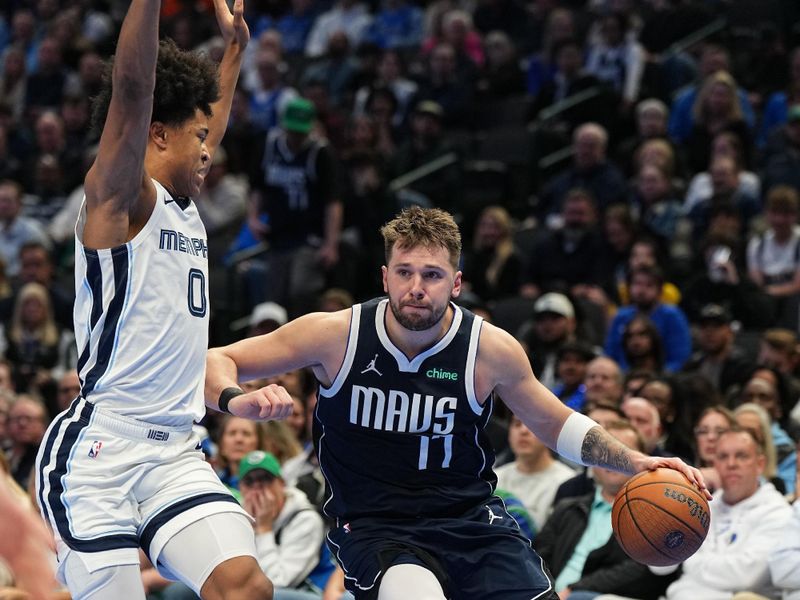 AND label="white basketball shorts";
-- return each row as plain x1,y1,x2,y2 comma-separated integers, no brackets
35,397,252,576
